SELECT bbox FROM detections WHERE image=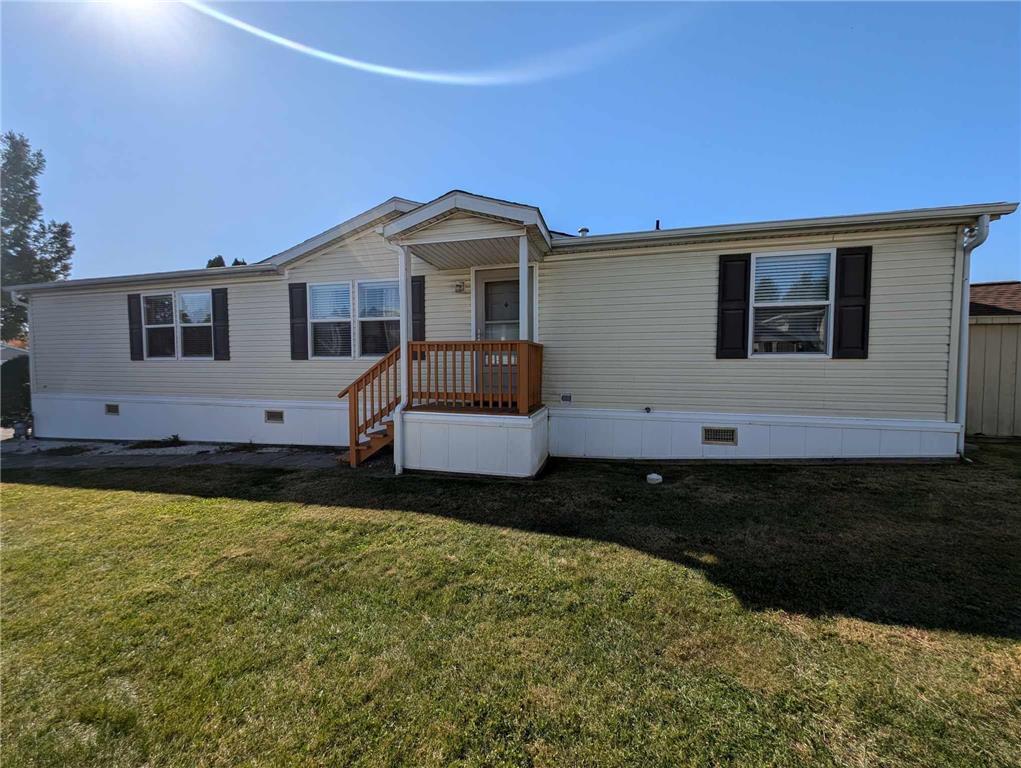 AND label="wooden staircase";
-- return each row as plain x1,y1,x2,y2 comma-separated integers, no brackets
346,421,394,466
338,346,401,467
